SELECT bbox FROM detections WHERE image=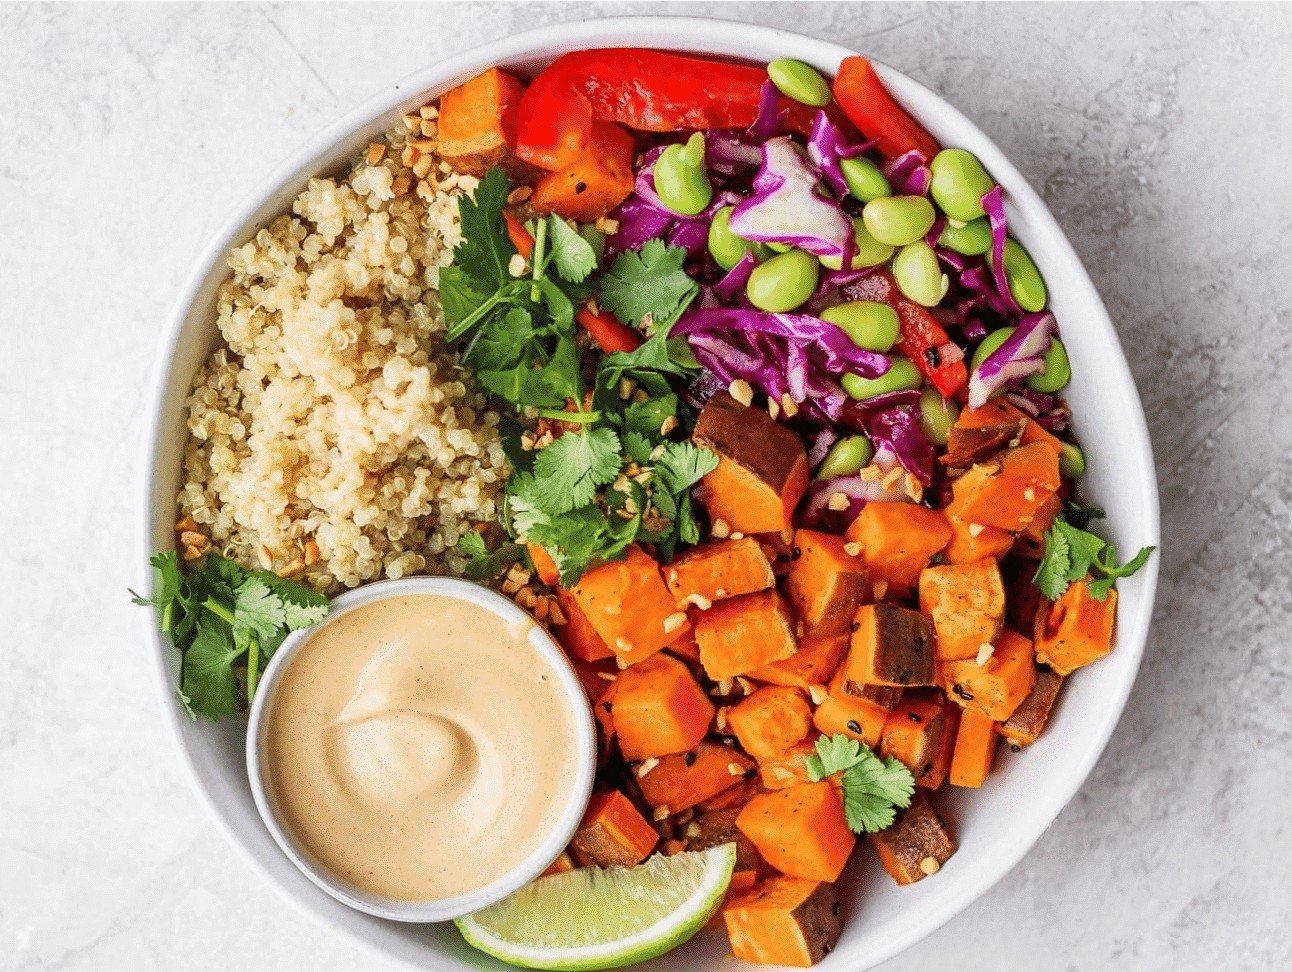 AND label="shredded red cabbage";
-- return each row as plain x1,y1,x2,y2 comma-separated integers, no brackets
883,150,931,196
865,406,935,486
713,252,757,301
967,310,1057,408
800,451,911,529
806,110,875,198
981,185,1022,315
746,80,788,141
807,426,839,468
